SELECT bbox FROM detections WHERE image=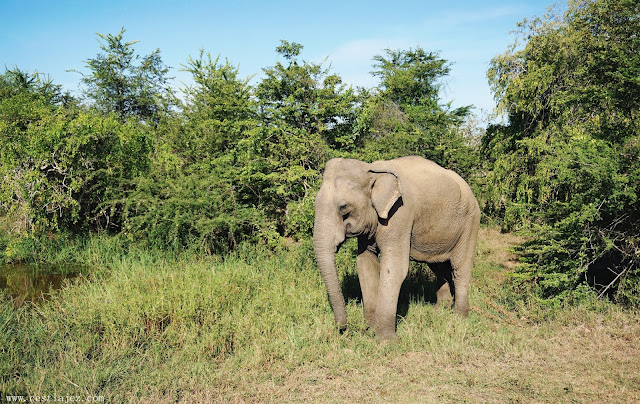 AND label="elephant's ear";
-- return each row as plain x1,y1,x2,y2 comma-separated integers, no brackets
370,172,402,220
